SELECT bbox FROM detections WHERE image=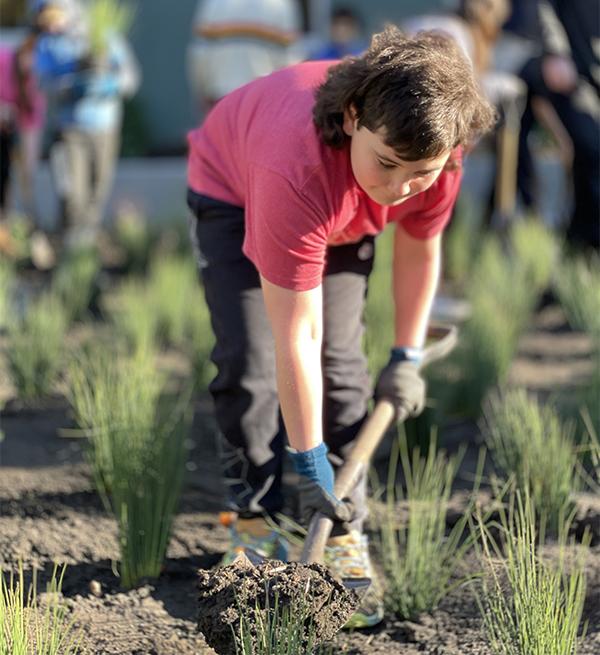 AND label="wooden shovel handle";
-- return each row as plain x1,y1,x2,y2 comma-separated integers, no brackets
300,322,458,565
